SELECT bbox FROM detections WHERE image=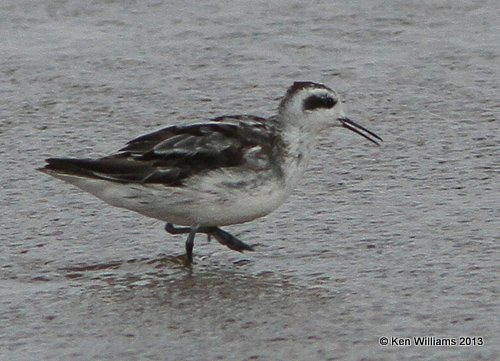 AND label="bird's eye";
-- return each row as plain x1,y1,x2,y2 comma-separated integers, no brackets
303,95,337,111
